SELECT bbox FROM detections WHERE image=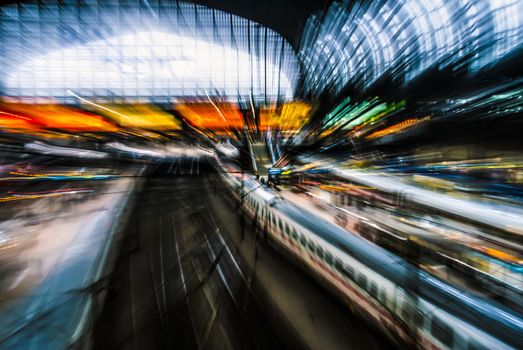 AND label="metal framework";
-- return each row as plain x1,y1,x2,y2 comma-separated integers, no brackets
299,0,523,96
0,1,299,104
